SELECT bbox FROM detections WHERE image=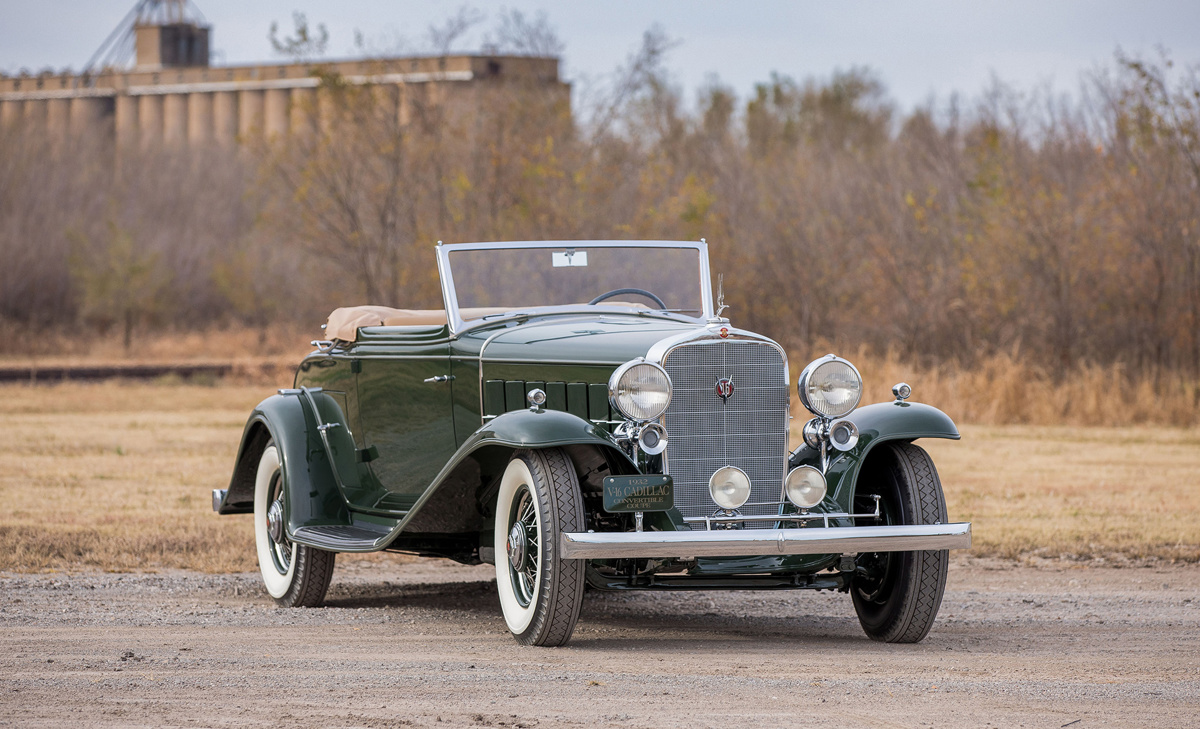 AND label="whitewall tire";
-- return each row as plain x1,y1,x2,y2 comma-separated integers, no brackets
494,449,586,646
253,443,335,607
